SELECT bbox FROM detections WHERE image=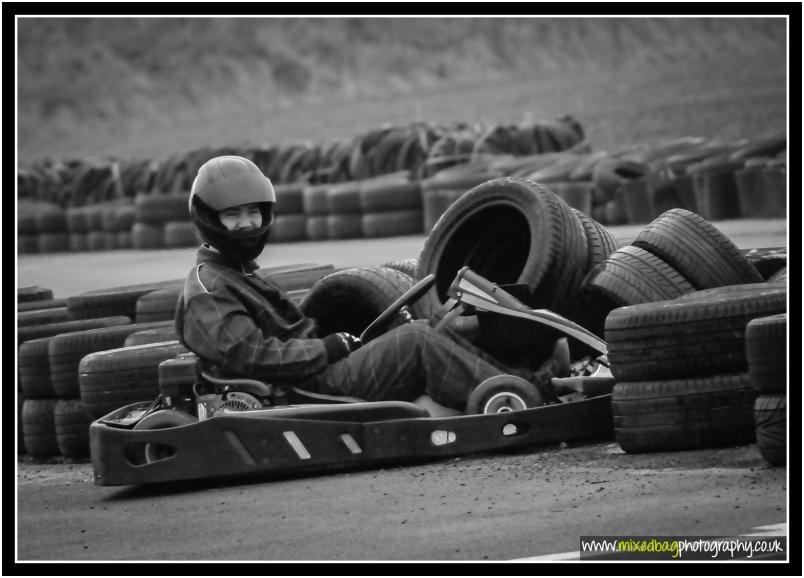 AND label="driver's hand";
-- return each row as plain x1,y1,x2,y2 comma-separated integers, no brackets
337,332,362,353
